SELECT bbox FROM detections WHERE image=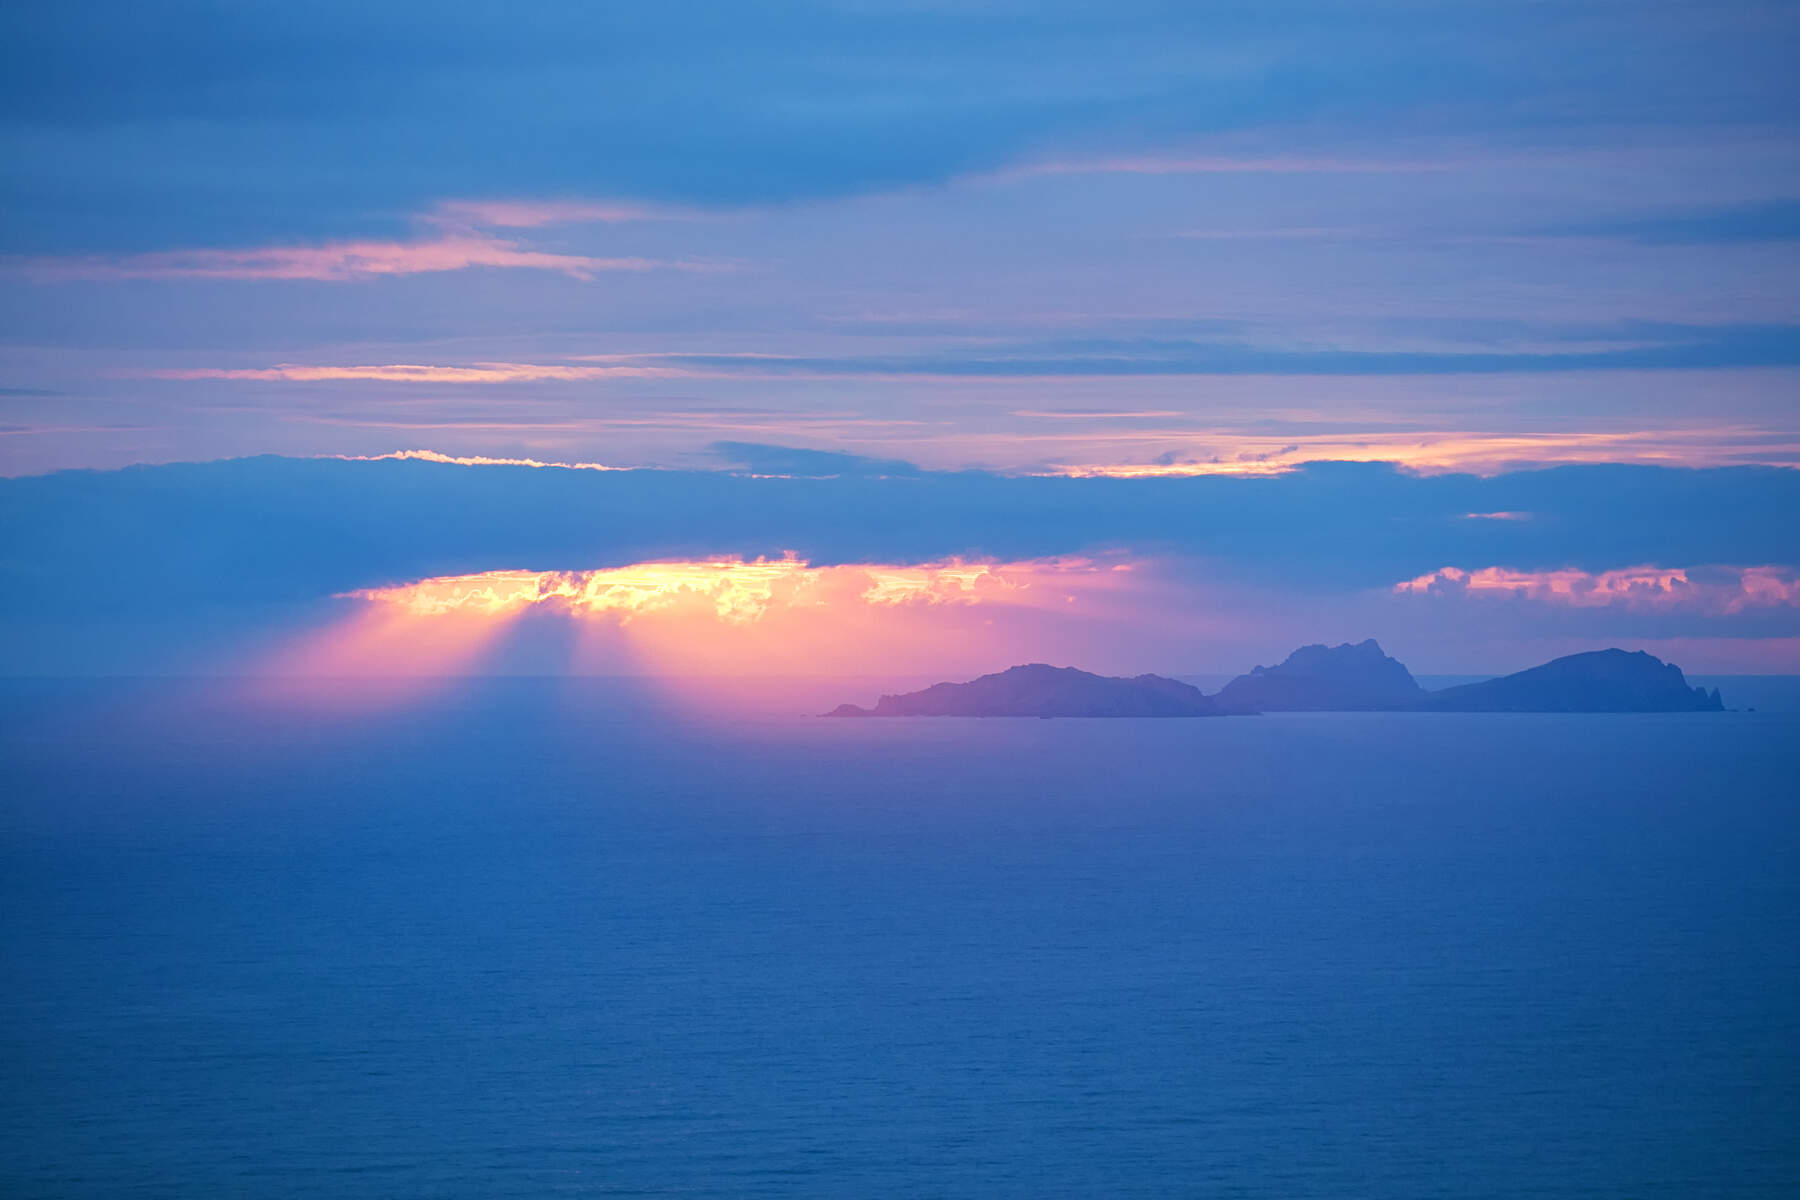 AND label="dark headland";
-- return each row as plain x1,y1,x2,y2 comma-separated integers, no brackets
825,643,1724,717
1421,648,1724,713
